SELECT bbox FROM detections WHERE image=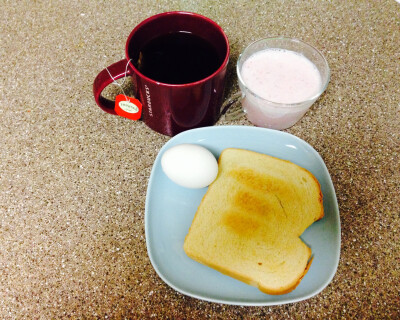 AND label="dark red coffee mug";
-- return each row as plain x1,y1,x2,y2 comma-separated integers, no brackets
93,11,230,136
